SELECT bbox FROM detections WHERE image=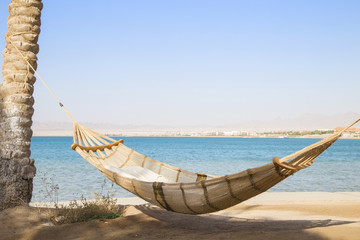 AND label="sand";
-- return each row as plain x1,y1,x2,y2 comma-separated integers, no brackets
1,192,359,240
